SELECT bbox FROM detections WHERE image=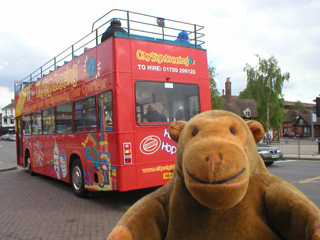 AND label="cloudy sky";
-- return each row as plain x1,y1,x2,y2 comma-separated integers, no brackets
0,0,319,111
